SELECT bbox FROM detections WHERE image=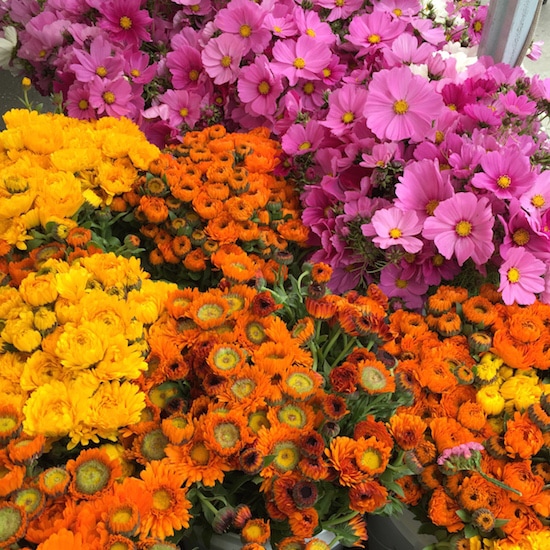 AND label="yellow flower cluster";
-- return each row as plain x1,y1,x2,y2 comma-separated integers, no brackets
0,109,159,250
0,253,176,449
